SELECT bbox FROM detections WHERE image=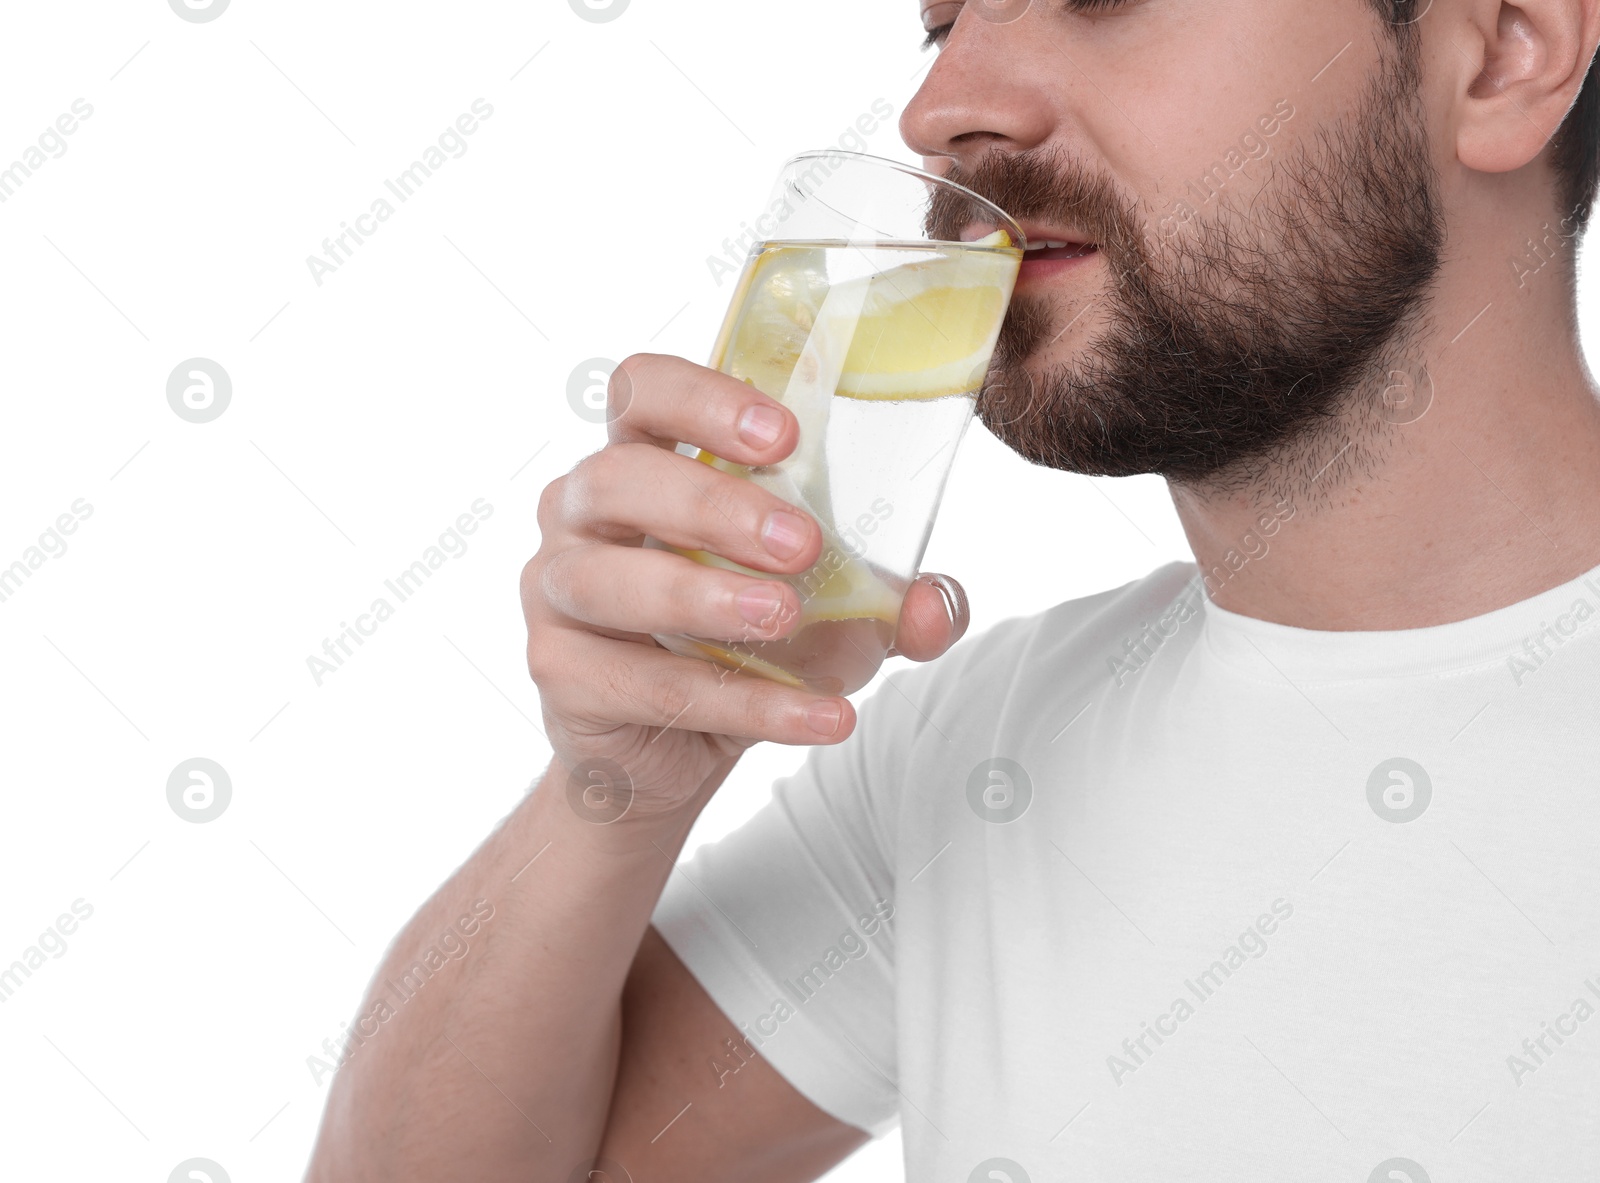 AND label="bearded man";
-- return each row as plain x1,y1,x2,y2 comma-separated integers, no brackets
307,2,1600,1180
